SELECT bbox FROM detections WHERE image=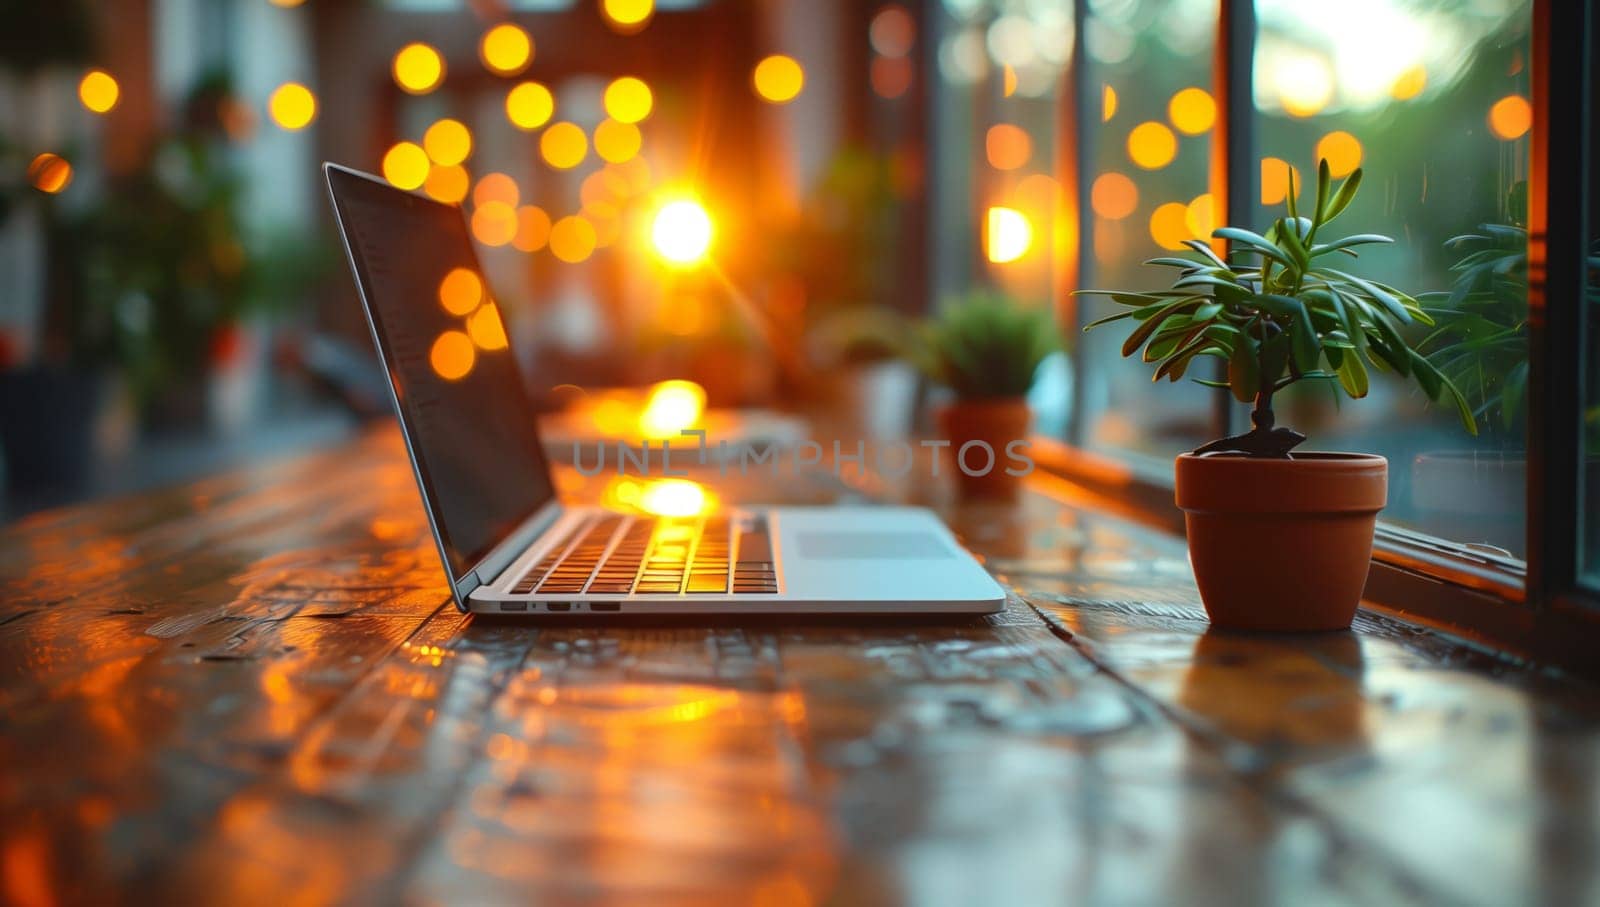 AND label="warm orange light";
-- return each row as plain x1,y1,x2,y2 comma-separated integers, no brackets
753,55,805,104
550,215,598,263
1315,131,1363,178
430,331,476,380
513,205,552,252
381,142,429,190
1090,172,1138,220
268,82,316,130
603,76,653,124
986,206,1032,263
479,23,533,76
467,302,509,351
614,156,652,194
594,119,641,163
581,168,627,208
27,153,72,194
651,200,712,265
1127,121,1177,170
1391,65,1426,101
78,70,119,114
1185,193,1215,239
1168,87,1215,135
1488,95,1531,141
869,5,915,58
1102,84,1117,121
438,267,483,316
422,119,471,166
639,379,706,438
637,478,710,518
393,43,445,95
473,172,520,208
601,0,654,33
1260,157,1301,205
985,124,1031,171
871,56,913,99
540,121,587,169
1002,64,1018,98
1149,201,1191,251
505,81,555,131
424,163,470,204
472,201,519,247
